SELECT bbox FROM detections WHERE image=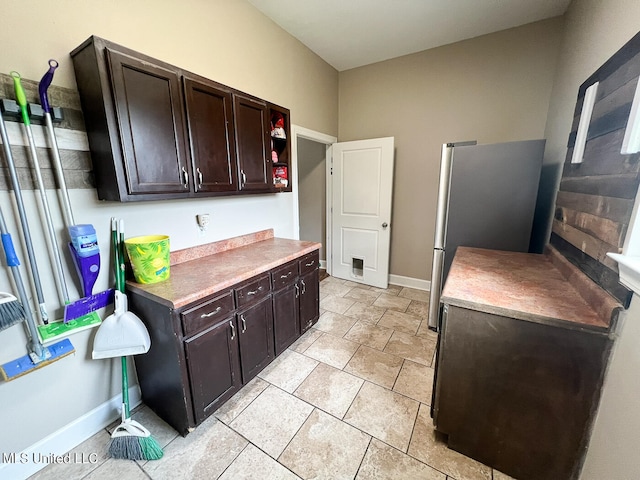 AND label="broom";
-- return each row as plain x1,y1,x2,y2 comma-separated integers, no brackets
107,222,162,460
108,357,163,460
0,292,25,331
